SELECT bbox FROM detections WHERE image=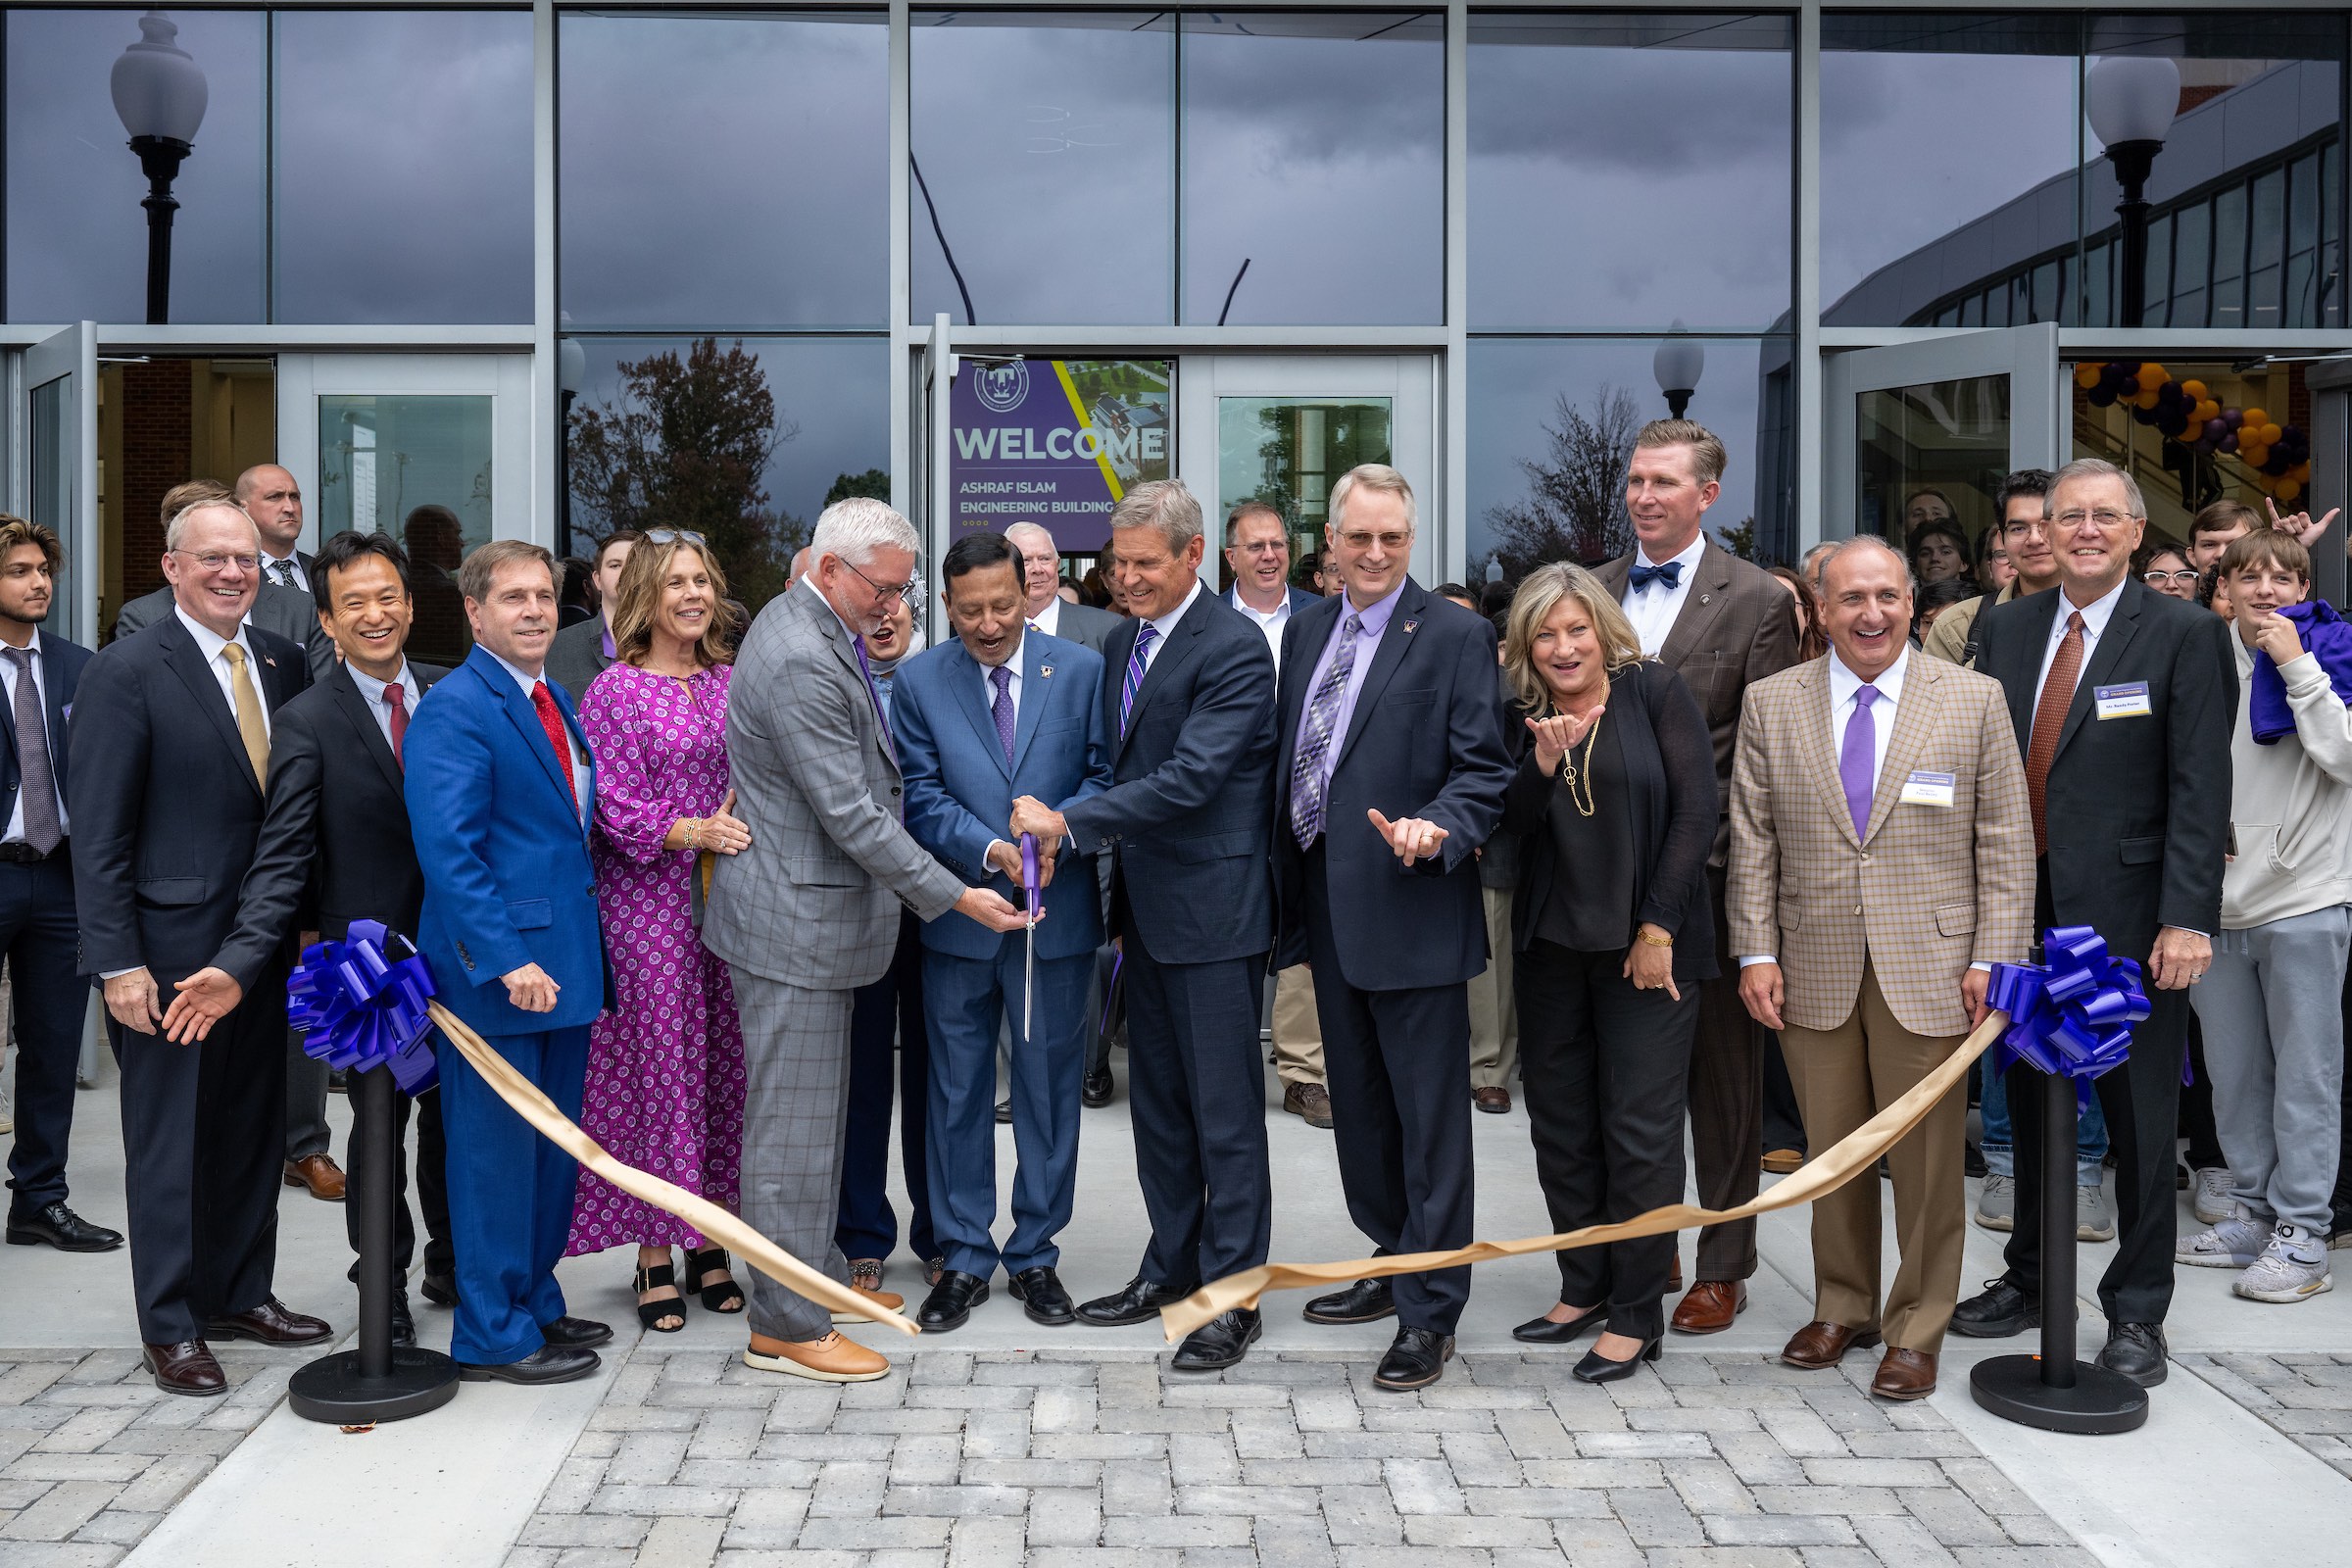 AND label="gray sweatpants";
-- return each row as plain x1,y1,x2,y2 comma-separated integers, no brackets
2192,905,2351,1239
729,965,858,1344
